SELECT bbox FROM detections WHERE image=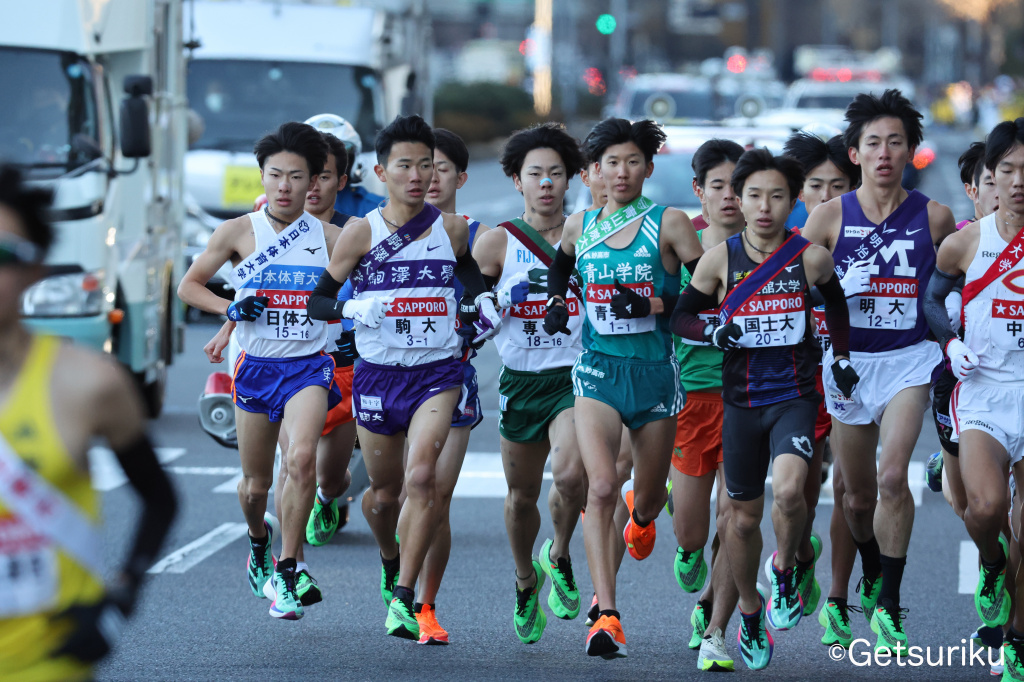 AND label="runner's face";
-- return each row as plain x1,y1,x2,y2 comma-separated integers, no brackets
305,152,346,215
261,151,313,217
740,169,794,238
377,141,433,206
514,147,568,217
427,149,465,209
698,162,741,229
0,206,42,325
973,167,999,218
597,142,652,205
850,117,911,187
800,160,851,215
581,161,607,207
994,142,1024,216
